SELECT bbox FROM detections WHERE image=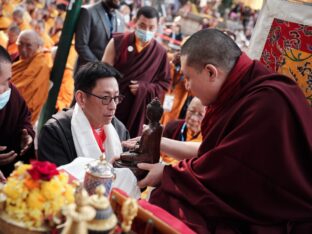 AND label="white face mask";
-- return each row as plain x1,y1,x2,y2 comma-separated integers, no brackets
0,88,11,110
135,28,155,43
